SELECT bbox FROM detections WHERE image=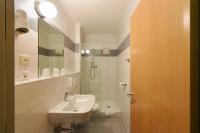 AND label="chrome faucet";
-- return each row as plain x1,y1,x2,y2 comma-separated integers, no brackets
64,92,73,102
